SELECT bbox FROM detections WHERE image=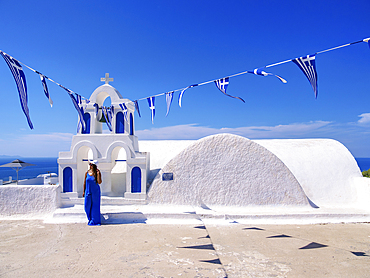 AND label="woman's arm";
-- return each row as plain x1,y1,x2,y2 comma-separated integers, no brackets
97,169,102,184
